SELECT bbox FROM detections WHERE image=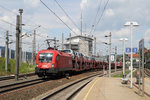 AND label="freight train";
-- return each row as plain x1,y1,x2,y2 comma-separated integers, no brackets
35,49,115,77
